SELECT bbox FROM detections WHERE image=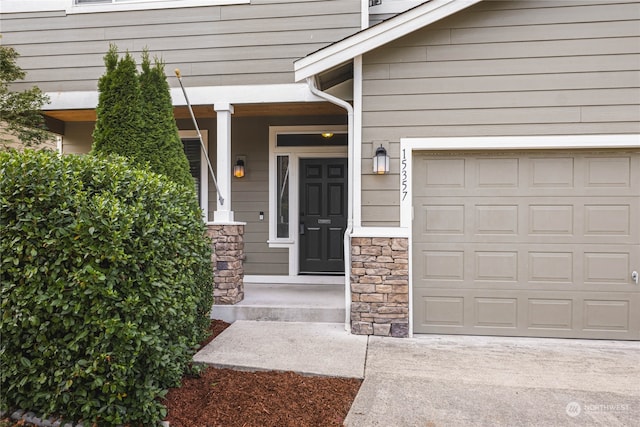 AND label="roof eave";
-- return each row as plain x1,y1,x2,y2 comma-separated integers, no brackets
294,0,483,82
